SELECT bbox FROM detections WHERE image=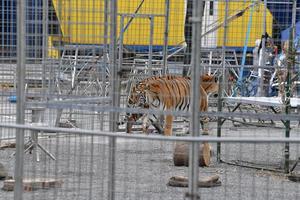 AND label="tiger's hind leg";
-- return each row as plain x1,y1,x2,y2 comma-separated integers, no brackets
182,118,189,134
182,118,208,135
